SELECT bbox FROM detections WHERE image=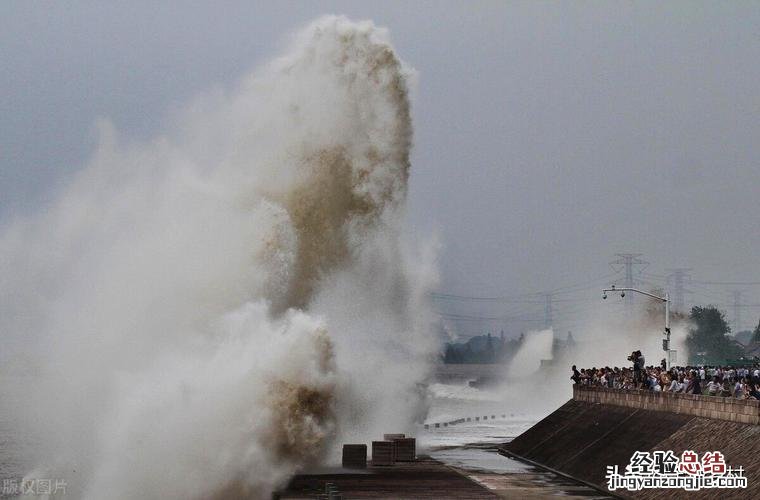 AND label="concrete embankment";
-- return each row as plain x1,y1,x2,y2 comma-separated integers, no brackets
501,385,760,499
276,457,499,499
